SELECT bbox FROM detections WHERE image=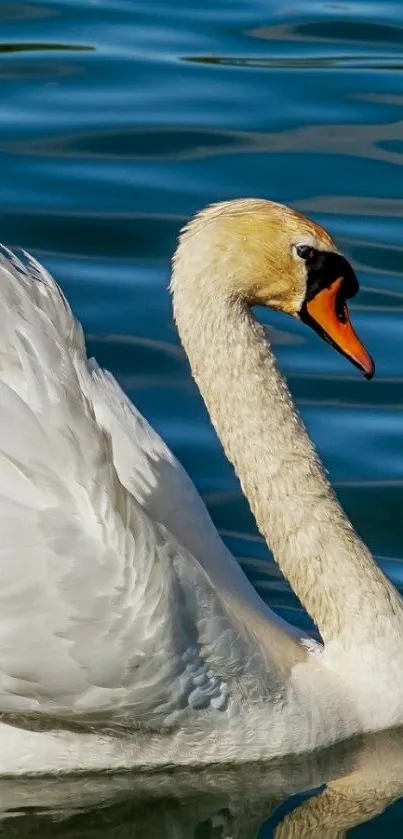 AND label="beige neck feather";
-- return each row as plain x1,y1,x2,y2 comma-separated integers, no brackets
171,248,403,648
